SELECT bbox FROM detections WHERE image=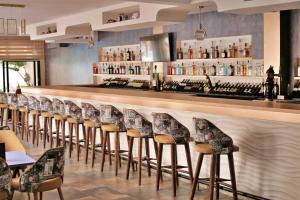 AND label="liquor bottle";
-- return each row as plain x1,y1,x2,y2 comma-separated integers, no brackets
274,79,279,98
120,49,124,61
242,62,247,76
182,63,186,75
229,63,235,76
188,46,193,59
167,64,172,75
211,64,216,76
198,47,203,59
132,51,135,61
202,62,206,75
152,65,158,90
176,64,181,75
210,42,215,59
244,43,250,58
126,48,131,61
236,61,241,76
113,50,117,61
247,60,252,76
177,48,183,60
221,49,227,58
232,43,238,58
222,63,228,76
106,51,110,62
192,62,197,76
215,46,220,58
228,45,232,58
172,64,176,75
